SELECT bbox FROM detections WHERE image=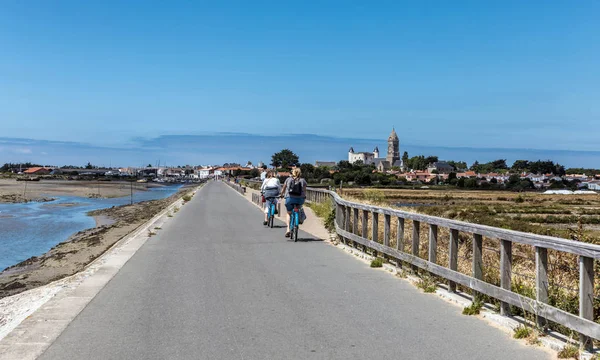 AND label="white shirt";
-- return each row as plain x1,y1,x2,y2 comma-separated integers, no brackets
261,177,281,192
